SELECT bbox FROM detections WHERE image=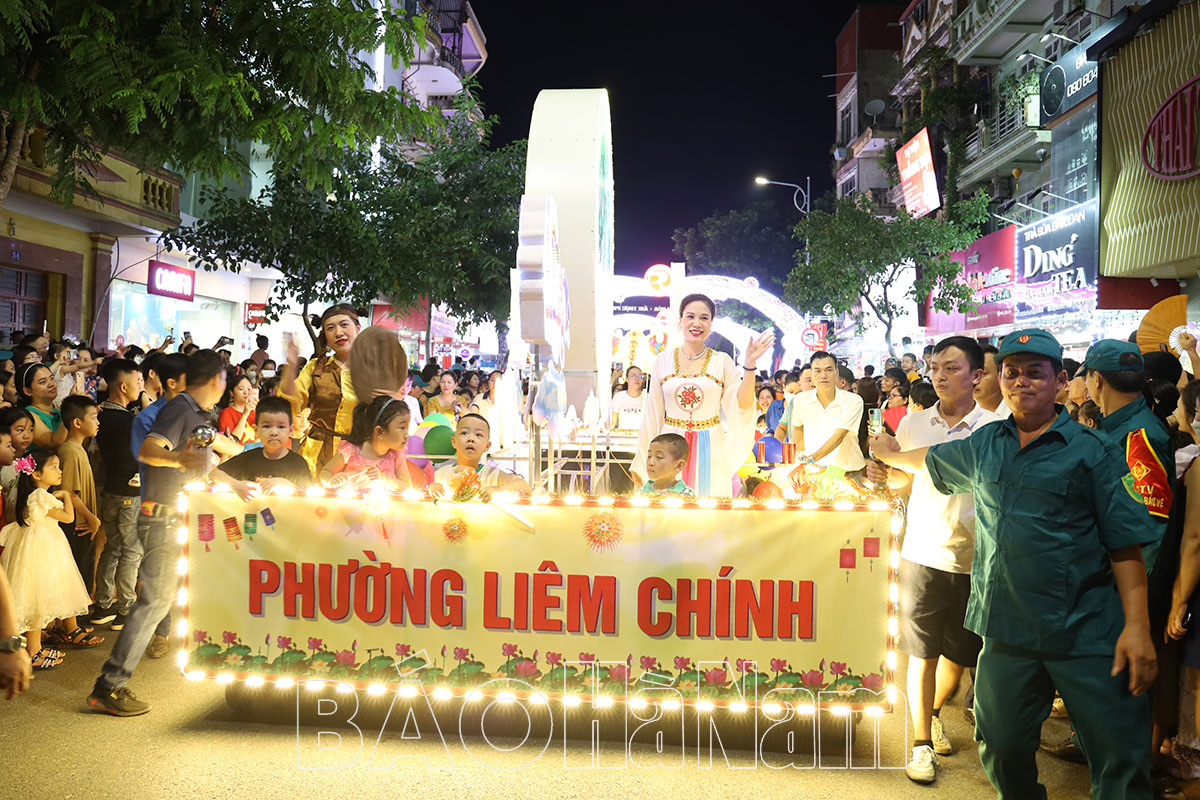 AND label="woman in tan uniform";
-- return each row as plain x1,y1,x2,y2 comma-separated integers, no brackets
279,304,361,471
